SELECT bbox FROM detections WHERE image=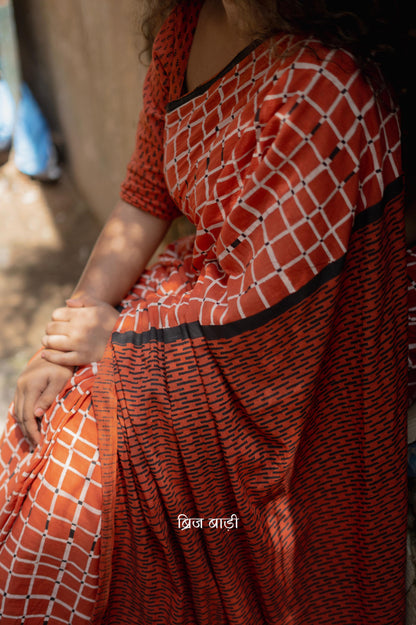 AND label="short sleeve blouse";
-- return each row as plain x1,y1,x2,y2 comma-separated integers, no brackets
119,2,202,221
